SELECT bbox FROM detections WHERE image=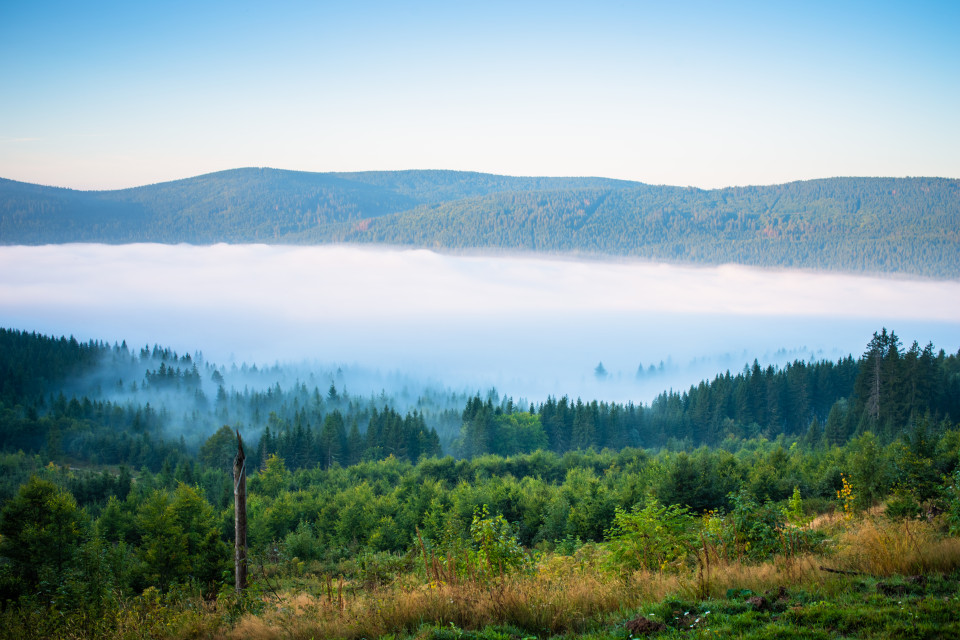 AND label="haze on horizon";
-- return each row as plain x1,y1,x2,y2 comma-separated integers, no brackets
2,1,958,191
3,244,959,404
